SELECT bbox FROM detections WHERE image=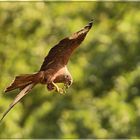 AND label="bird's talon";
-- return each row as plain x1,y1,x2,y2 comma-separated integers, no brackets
54,87,64,95
58,89,64,95
51,82,68,95
55,87,60,93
